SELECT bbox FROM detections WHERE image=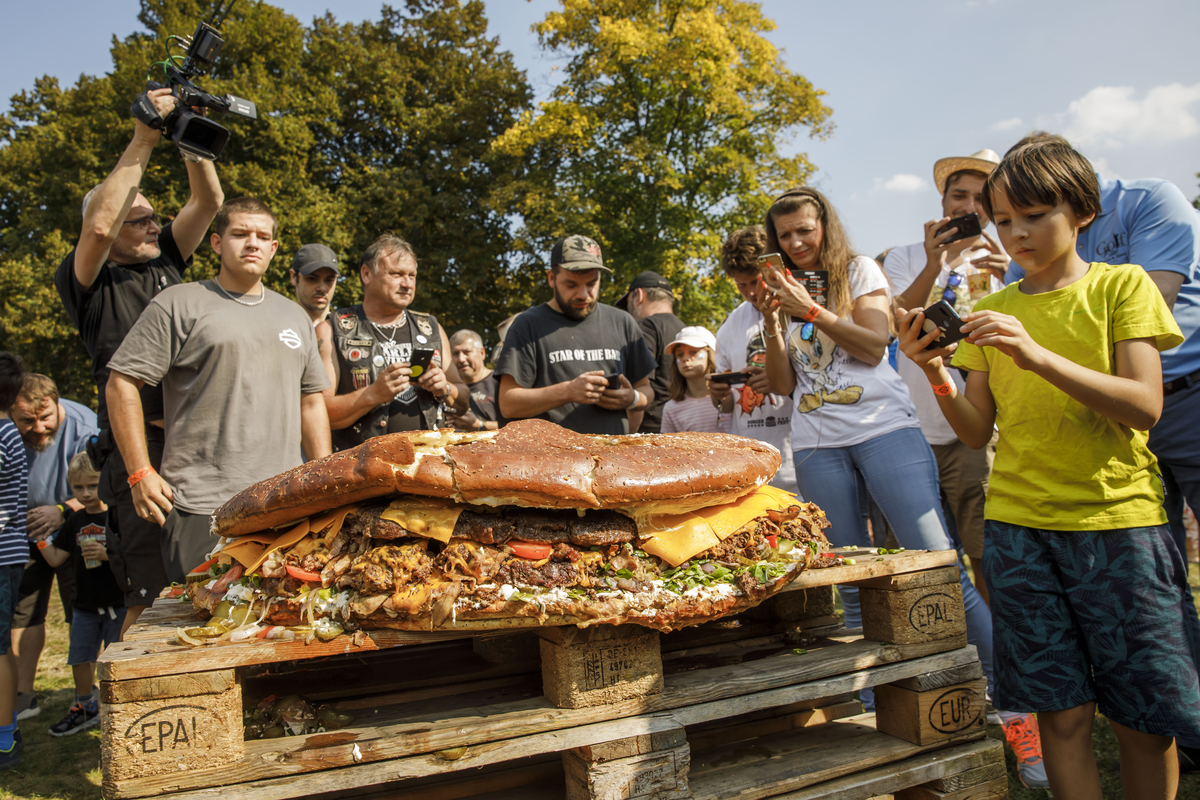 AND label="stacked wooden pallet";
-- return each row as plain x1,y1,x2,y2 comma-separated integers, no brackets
98,548,1006,799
